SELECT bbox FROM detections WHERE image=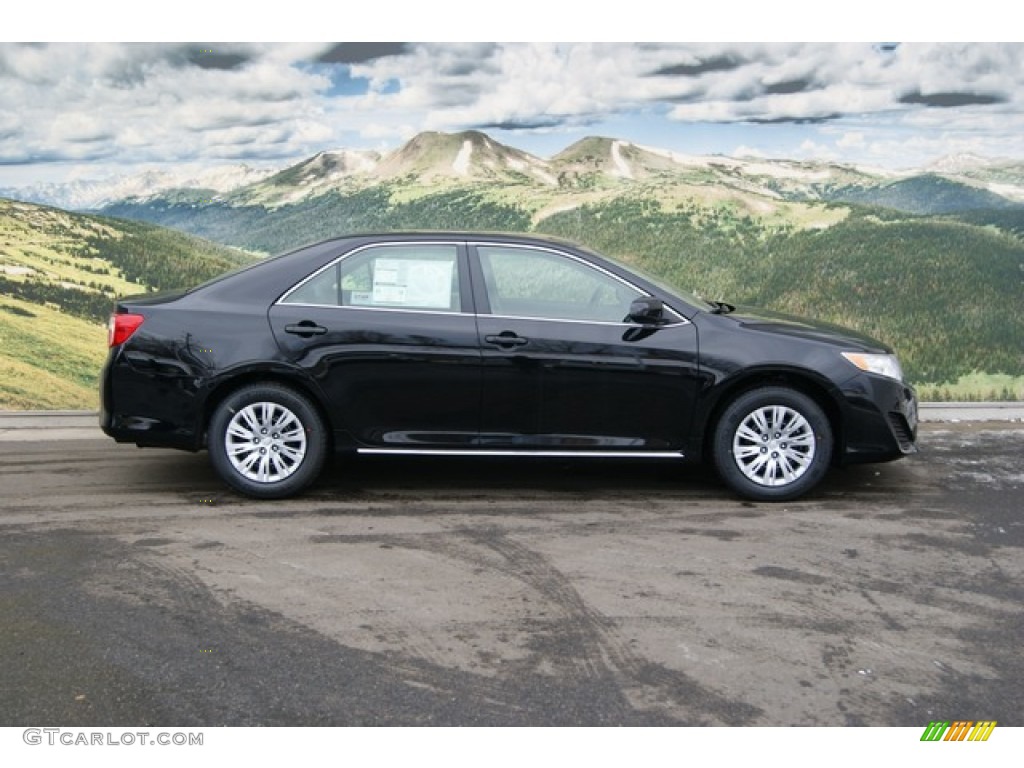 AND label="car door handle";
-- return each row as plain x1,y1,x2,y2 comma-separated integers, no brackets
485,333,528,348
284,321,328,337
